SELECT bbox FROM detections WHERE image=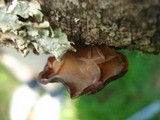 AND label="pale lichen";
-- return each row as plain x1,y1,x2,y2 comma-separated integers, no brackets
0,0,74,61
